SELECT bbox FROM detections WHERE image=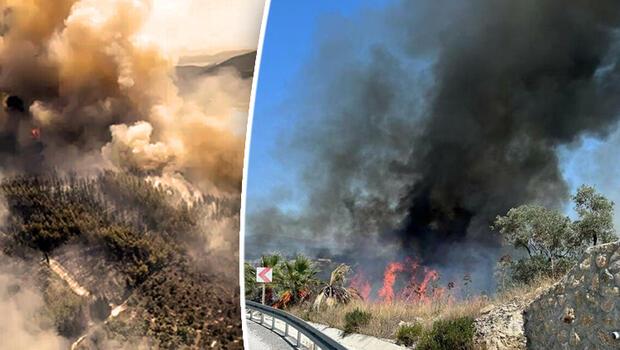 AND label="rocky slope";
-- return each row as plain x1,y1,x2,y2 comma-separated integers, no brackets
474,298,529,350
473,241,620,350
